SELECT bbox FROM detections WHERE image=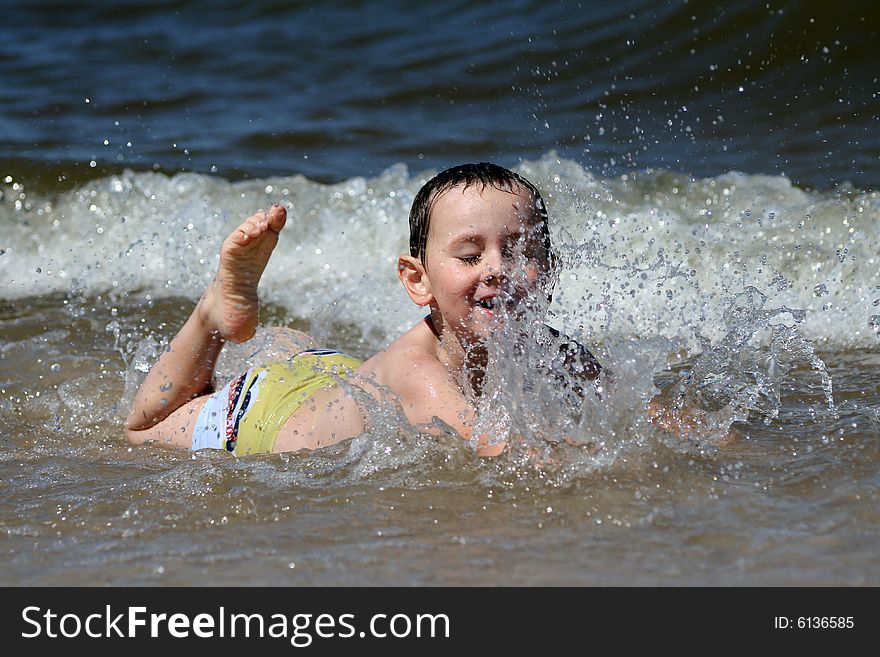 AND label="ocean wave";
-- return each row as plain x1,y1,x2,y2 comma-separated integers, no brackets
2,153,877,350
